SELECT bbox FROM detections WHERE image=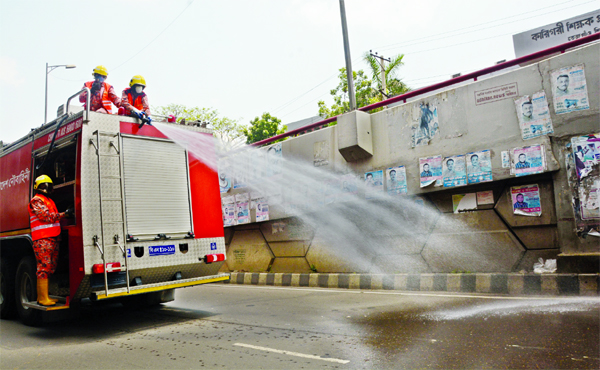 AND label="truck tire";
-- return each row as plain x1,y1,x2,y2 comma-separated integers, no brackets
1,257,17,319
15,256,43,326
